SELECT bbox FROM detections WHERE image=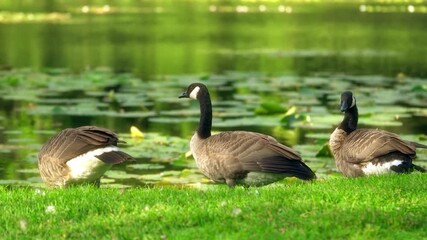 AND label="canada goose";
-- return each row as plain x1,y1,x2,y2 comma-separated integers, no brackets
179,83,316,187
38,126,135,187
329,91,426,177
